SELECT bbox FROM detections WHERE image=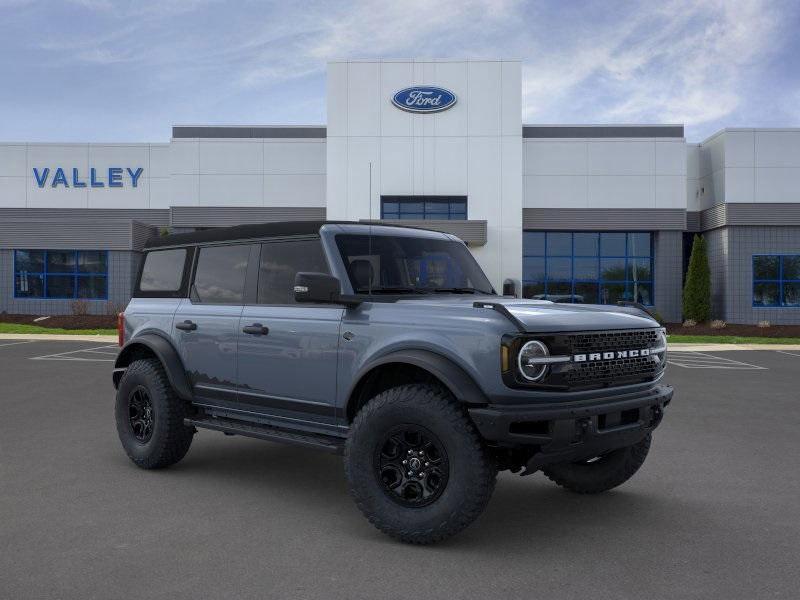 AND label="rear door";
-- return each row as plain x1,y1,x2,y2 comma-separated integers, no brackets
237,237,343,430
173,243,255,404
